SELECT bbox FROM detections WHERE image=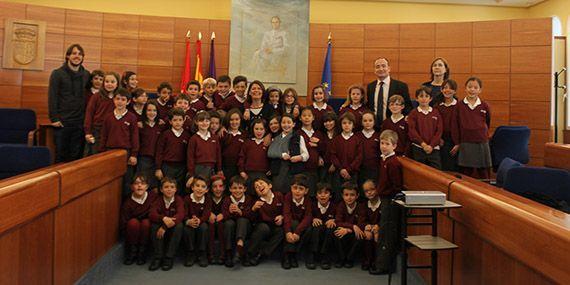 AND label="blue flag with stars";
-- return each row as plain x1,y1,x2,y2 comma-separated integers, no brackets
321,39,332,99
